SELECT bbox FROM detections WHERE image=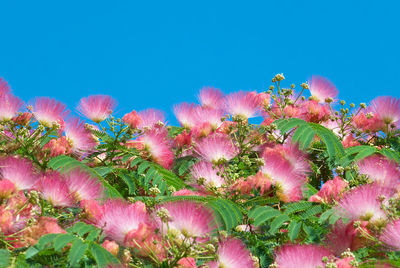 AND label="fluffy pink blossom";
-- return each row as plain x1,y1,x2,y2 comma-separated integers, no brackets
174,103,199,129
172,189,203,196
325,220,371,255
138,108,165,130
12,112,32,126
173,130,192,147
336,184,394,224
102,240,120,256
194,133,238,164
370,96,400,126
77,95,116,123
190,161,225,190
177,257,197,268
43,137,73,157
0,179,16,199
273,244,333,268
194,107,224,129
198,86,224,109
309,176,348,204
342,134,360,148
97,199,151,245
380,218,400,250
122,110,142,129
135,129,174,168
309,75,338,103
301,100,330,123
357,155,400,187
261,148,307,202
0,93,23,121
0,156,38,190
32,97,68,127
64,118,97,154
64,168,104,201
232,171,272,195
35,172,74,207
0,77,11,95
352,111,384,133
225,91,260,119
156,201,215,238
208,238,255,268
